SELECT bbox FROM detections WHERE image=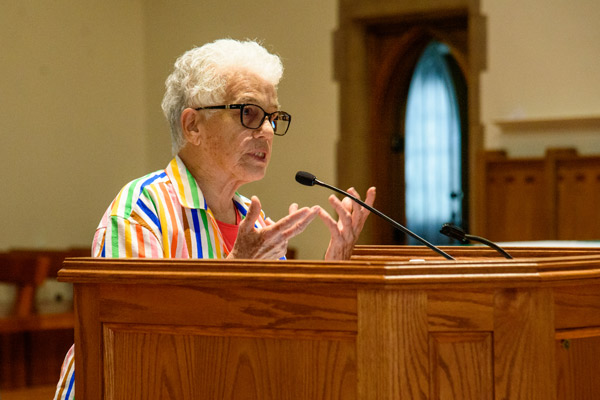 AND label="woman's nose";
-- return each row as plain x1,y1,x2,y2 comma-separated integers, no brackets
254,118,275,138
